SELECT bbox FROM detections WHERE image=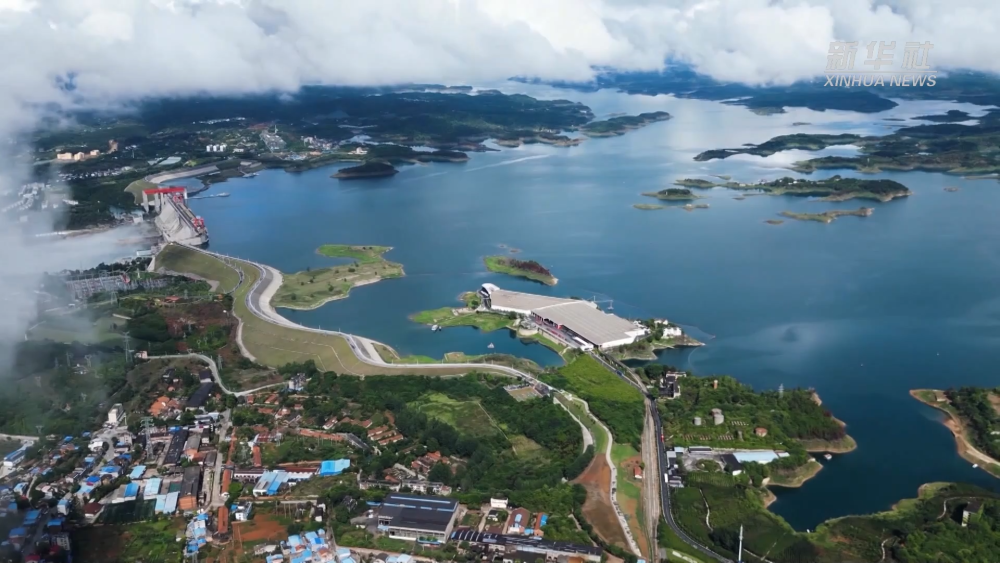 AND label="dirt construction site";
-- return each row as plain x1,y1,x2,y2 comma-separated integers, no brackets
574,454,629,549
